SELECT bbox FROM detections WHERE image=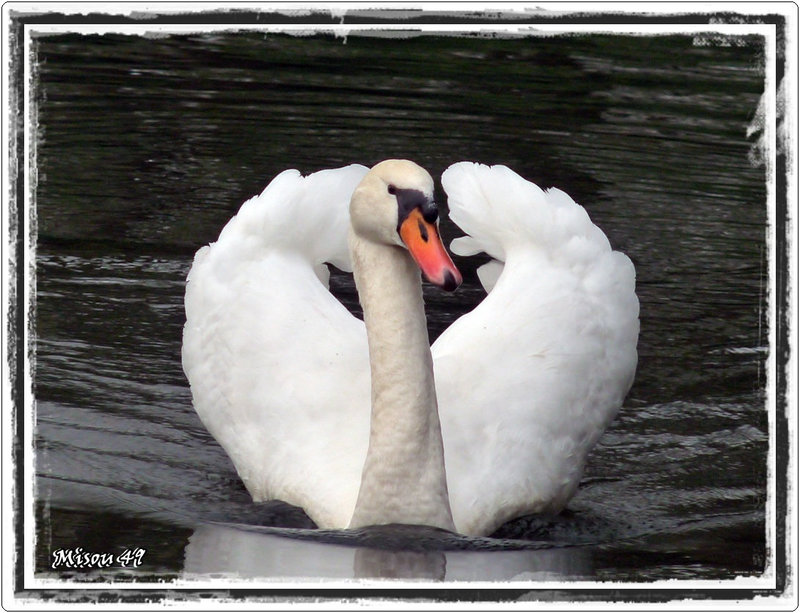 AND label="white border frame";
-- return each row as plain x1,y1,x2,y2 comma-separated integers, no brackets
3,2,795,608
